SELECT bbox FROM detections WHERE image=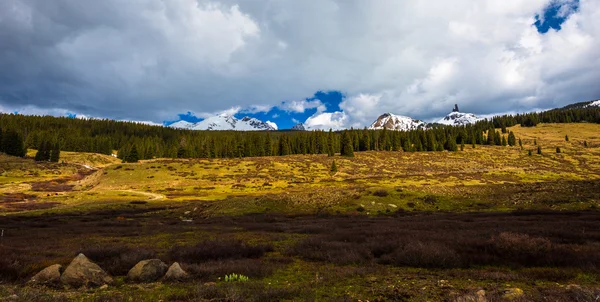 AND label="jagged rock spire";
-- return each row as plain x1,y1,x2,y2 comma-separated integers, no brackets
453,104,460,112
